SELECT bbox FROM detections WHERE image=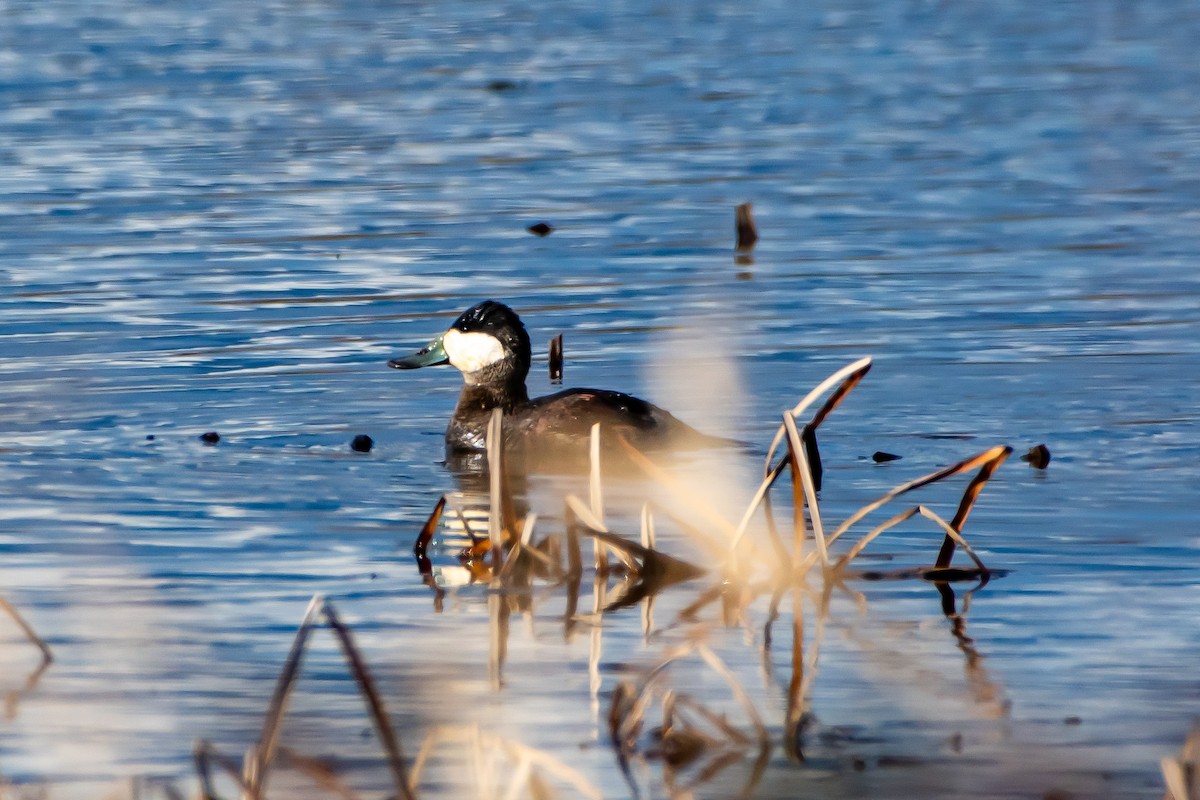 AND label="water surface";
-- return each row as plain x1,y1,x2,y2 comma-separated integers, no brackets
2,0,1199,797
